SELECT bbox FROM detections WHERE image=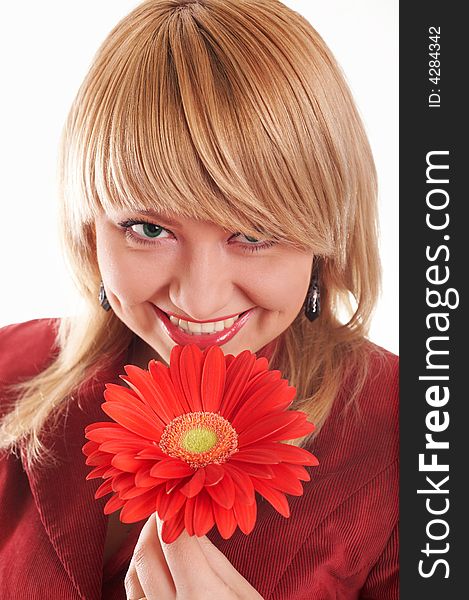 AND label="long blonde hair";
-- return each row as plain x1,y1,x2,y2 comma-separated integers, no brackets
1,0,380,468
